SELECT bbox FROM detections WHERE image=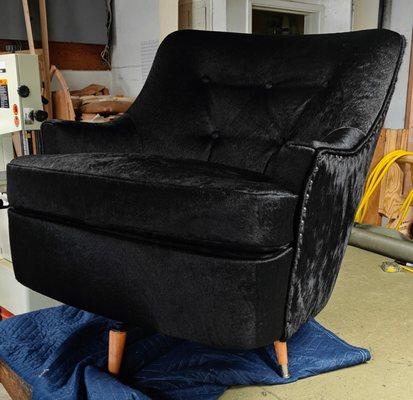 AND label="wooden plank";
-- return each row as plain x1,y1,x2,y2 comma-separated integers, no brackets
81,100,132,115
21,0,35,55
0,40,109,71
38,0,53,119
397,154,413,164
0,360,31,400
48,41,109,70
38,0,50,74
364,129,385,225
0,307,14,320
378,129,409,226
50,65,76,121
11,133,23,158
